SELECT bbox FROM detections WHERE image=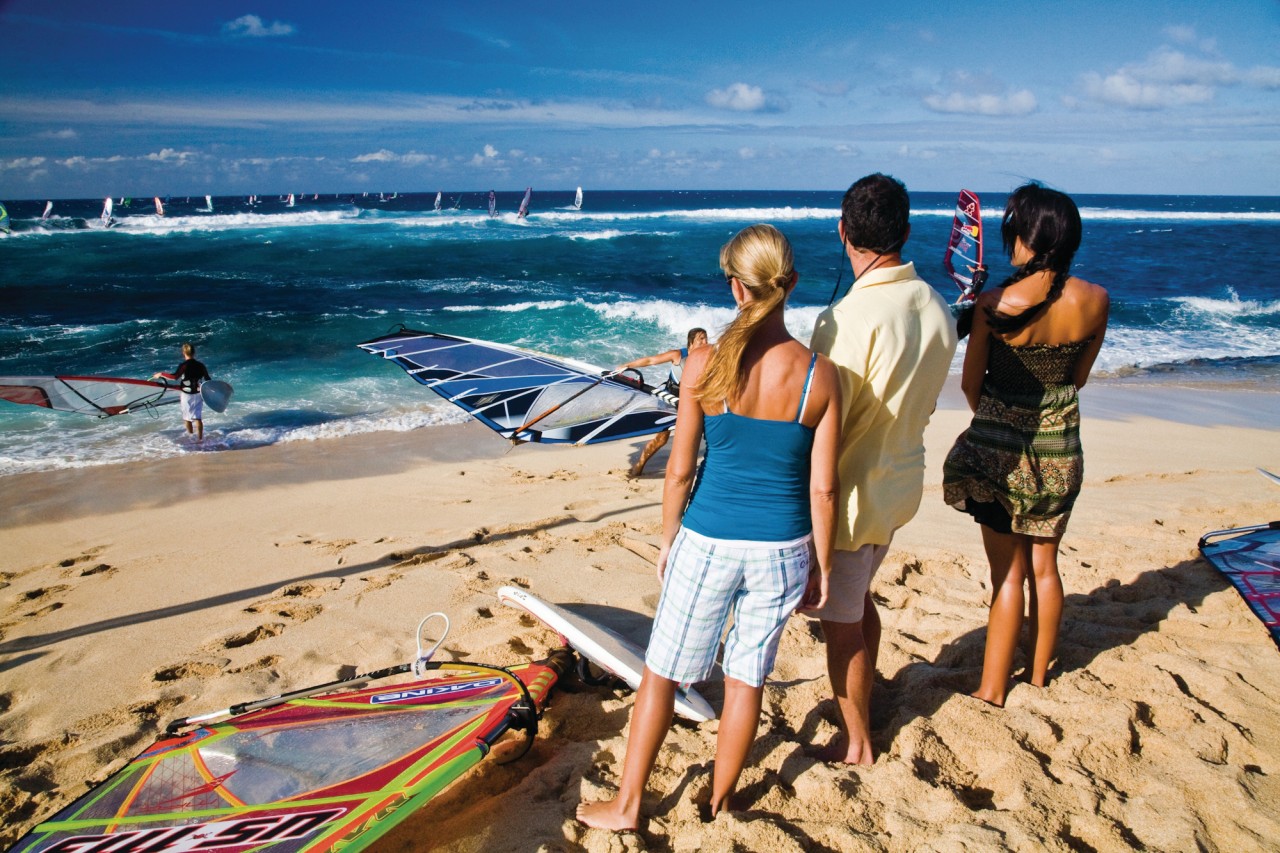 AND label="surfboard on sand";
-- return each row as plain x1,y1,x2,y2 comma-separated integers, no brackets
497,586,716,723
200,380,234,413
